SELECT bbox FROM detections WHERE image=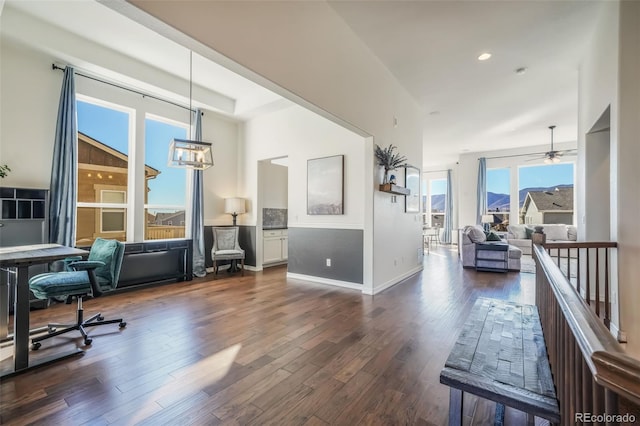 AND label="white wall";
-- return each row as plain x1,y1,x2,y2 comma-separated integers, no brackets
261,162,288,210
126,0,424,293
